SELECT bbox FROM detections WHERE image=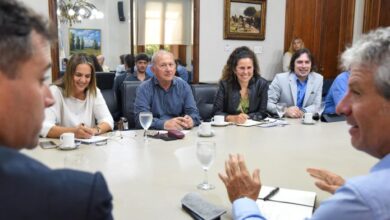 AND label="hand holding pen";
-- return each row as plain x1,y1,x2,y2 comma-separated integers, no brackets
75,123,94,139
